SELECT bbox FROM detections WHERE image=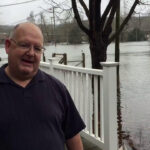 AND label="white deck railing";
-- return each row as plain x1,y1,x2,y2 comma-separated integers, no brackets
40,59,119,150
0,59,118,150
